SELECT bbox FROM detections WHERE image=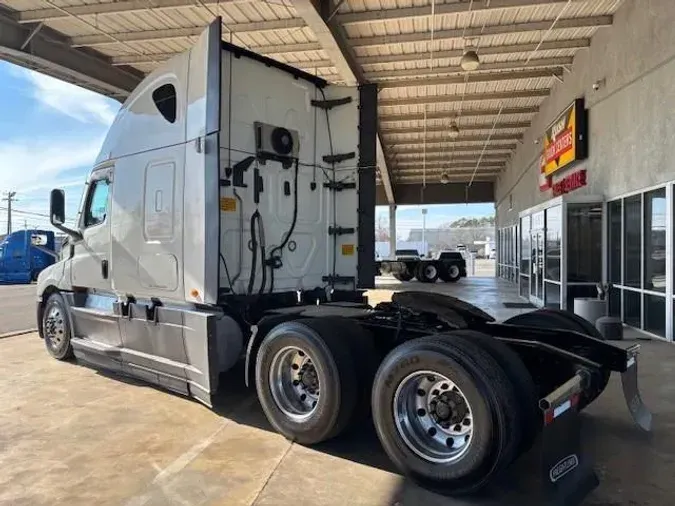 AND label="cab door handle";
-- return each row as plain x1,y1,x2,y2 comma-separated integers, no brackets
101,259,109,279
